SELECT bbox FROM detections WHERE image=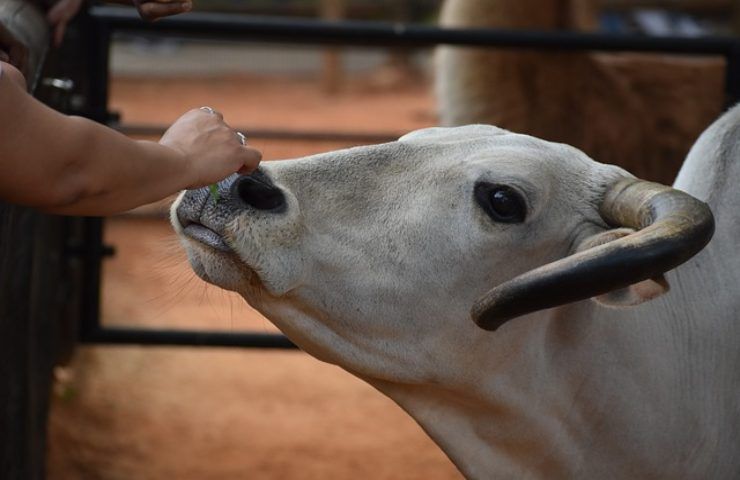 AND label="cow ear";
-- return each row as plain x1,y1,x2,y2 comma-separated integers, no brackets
576,228,670,307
